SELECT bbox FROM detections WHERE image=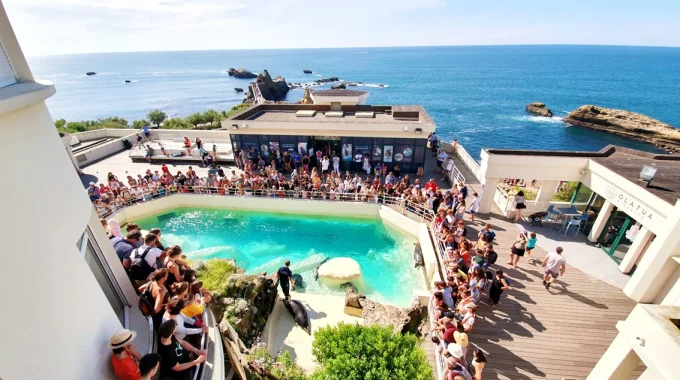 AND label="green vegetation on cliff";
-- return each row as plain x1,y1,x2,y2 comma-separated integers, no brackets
54,104,250,133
